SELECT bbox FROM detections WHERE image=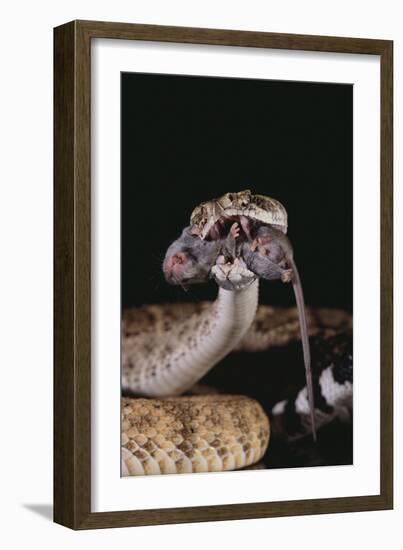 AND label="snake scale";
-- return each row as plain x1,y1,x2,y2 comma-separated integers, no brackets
121,191,353,476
